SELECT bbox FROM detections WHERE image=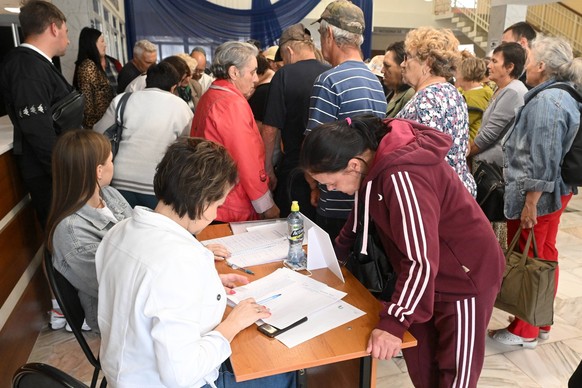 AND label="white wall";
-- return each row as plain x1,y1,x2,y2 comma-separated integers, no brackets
302,0,444,54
